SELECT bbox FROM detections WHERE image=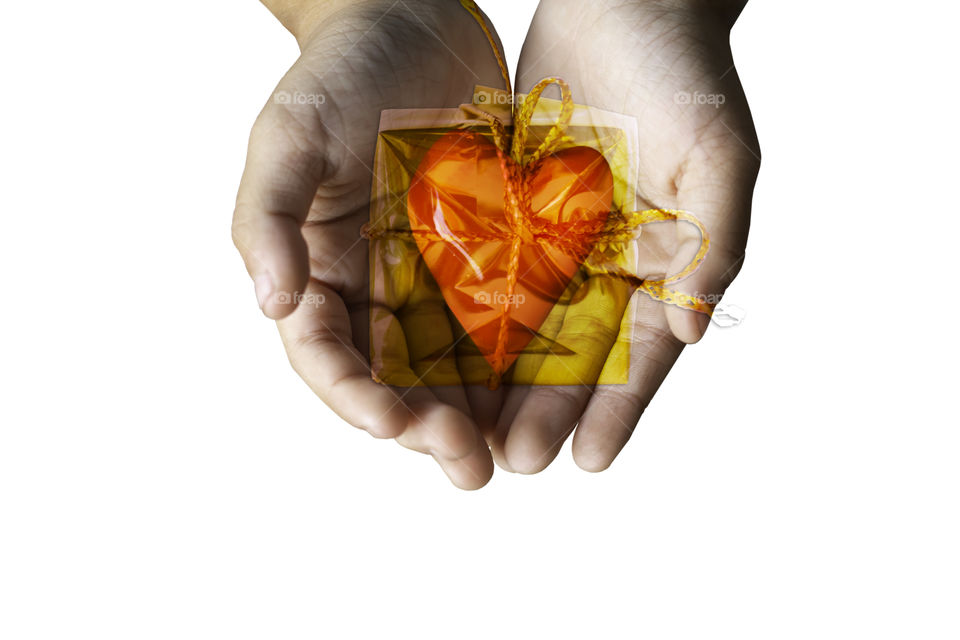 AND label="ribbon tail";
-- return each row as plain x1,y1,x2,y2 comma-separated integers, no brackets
628,209,713,315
